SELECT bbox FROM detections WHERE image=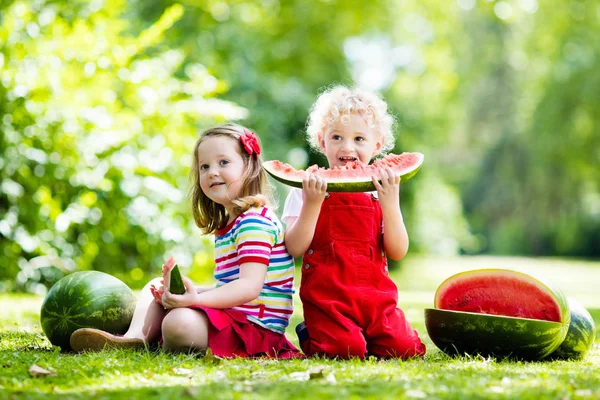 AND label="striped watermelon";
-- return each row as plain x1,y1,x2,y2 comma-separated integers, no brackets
263,152,423,192
549,297,596,360
425,269,570,360
40,271,137,351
